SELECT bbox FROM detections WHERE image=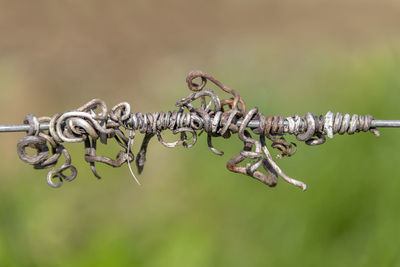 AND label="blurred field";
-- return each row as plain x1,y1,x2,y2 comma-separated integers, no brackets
1,1,400,266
